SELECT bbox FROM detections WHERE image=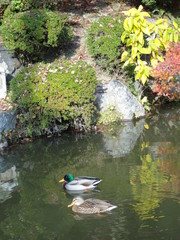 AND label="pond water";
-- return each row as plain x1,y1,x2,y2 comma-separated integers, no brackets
0,104,180,240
